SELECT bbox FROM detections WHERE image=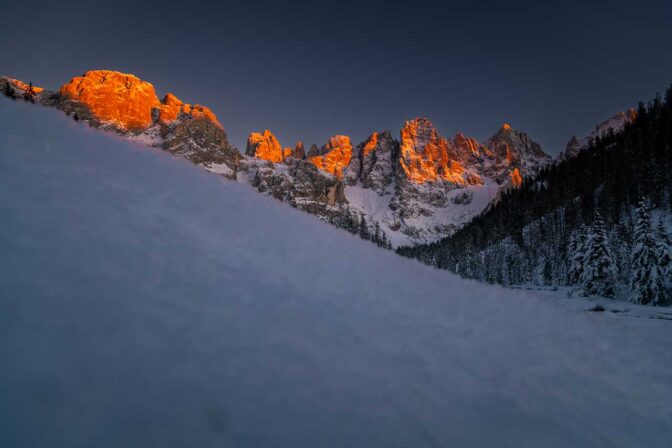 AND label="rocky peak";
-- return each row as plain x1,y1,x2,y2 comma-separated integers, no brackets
558,108,638,161
399,118,481,185
346,131,399,193
306,144,320,158
246,129,285,163
308,135,352,179
158,93,222,128
59,70,161,131
485,123,551,173
58,70,222,133
292,141,306,159
453,132,492,162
